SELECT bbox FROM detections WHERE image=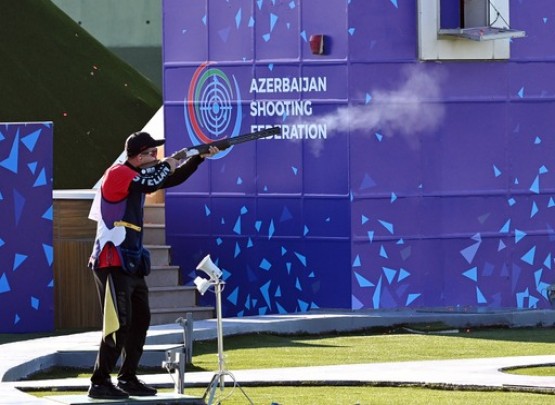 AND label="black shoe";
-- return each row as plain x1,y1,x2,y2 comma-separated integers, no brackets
117,378,157,396
88,381,129,399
